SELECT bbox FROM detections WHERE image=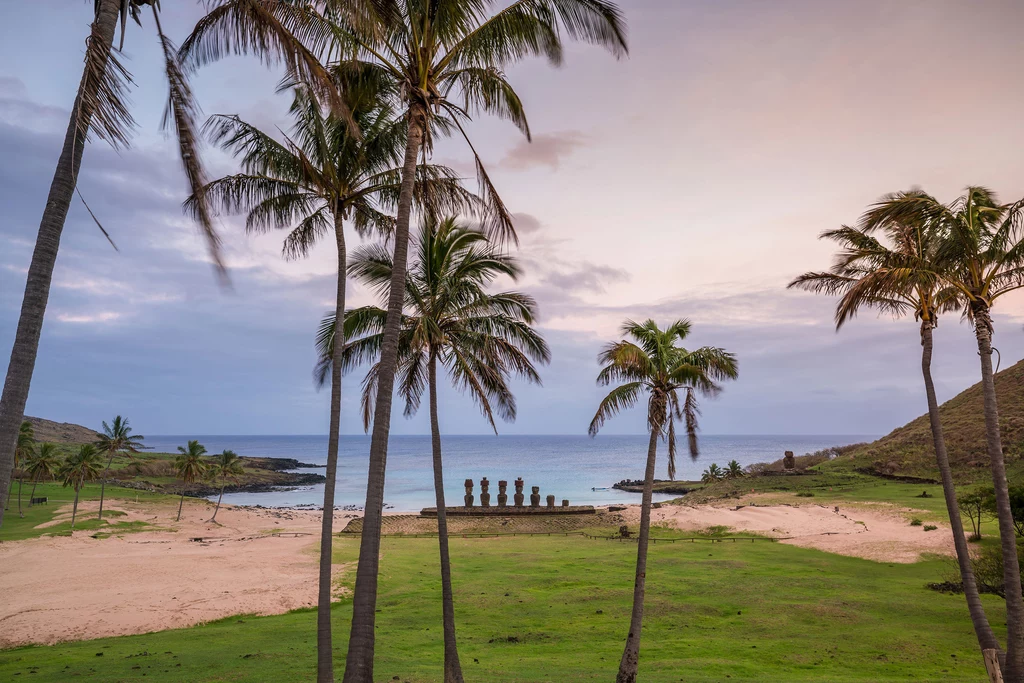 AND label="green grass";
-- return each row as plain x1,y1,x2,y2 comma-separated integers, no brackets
0,482,176,542
0,533,1004,682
